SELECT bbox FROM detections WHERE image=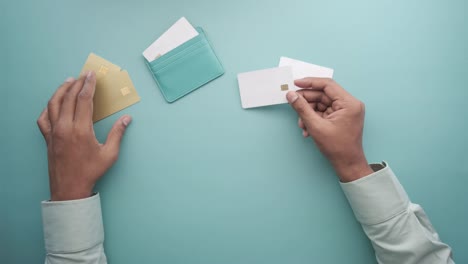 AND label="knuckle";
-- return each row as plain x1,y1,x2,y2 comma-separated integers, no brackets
65,89,76,100
78,89,92,101
359,101,365,110
75,126,89,138
47,100,56,110
294,104,307,115
115,124,125,135
52,124,67,139
52,129,65,139
355,100,365,112
334,101,344,110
